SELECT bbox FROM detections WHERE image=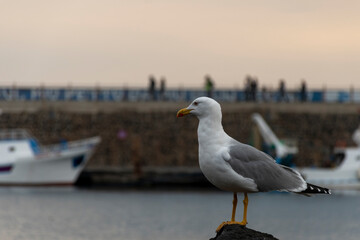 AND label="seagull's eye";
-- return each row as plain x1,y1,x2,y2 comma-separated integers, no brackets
194,102,198,106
